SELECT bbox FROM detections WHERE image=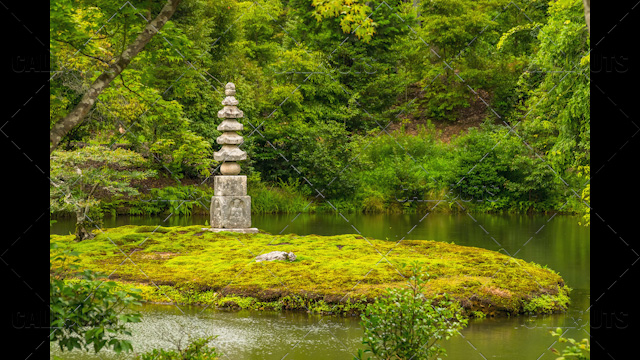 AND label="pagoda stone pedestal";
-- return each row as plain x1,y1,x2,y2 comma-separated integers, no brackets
210,176,257,233
207,83,258,234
